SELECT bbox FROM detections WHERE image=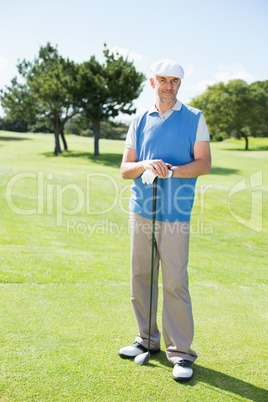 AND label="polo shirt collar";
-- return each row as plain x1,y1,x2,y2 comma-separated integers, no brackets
148,99,182,115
